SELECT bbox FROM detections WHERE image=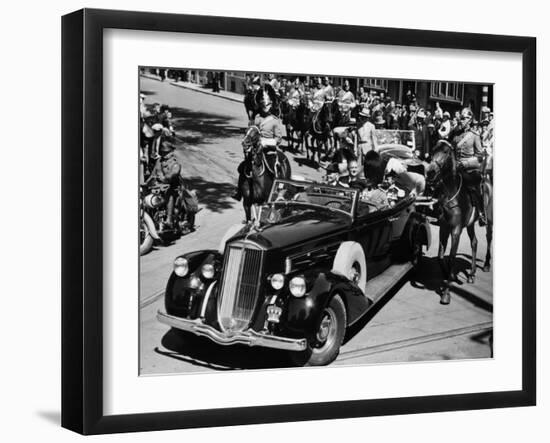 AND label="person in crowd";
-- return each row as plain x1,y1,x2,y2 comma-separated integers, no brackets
409,109,431,160
434,101,443,120
438,111,451,139
358,86,369,106
373,113,386,129
356,107,377,161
